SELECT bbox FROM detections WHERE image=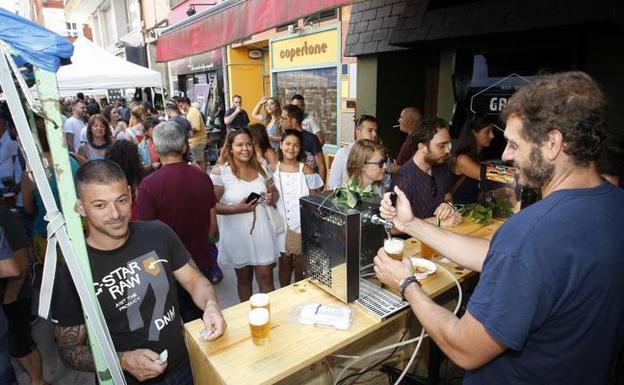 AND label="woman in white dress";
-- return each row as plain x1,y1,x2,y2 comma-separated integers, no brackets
346,139,387,198
210,128,279,301
273,129,324,286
